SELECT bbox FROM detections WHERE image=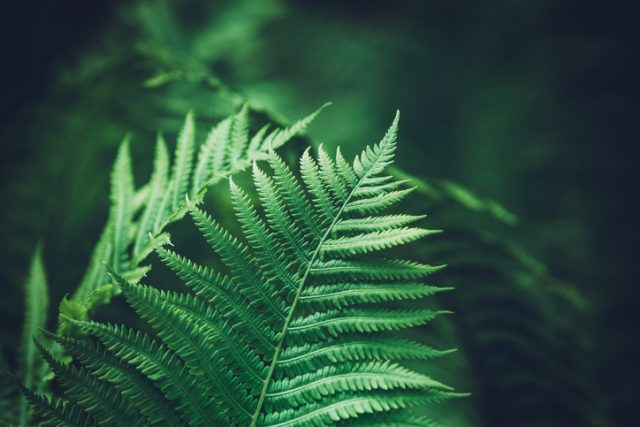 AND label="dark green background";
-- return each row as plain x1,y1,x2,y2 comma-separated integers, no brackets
1,1,636,426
